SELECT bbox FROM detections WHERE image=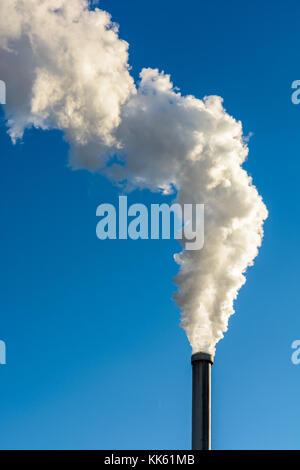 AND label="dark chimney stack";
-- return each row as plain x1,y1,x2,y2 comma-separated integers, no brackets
191,352,213,450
